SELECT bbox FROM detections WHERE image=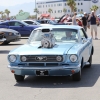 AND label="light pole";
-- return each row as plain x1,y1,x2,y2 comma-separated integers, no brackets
35,0,37,19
